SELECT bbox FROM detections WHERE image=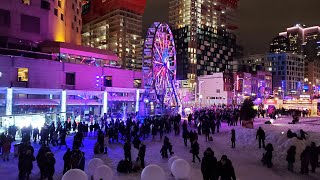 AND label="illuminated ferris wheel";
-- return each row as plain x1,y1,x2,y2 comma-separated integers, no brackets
142,22,180,113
